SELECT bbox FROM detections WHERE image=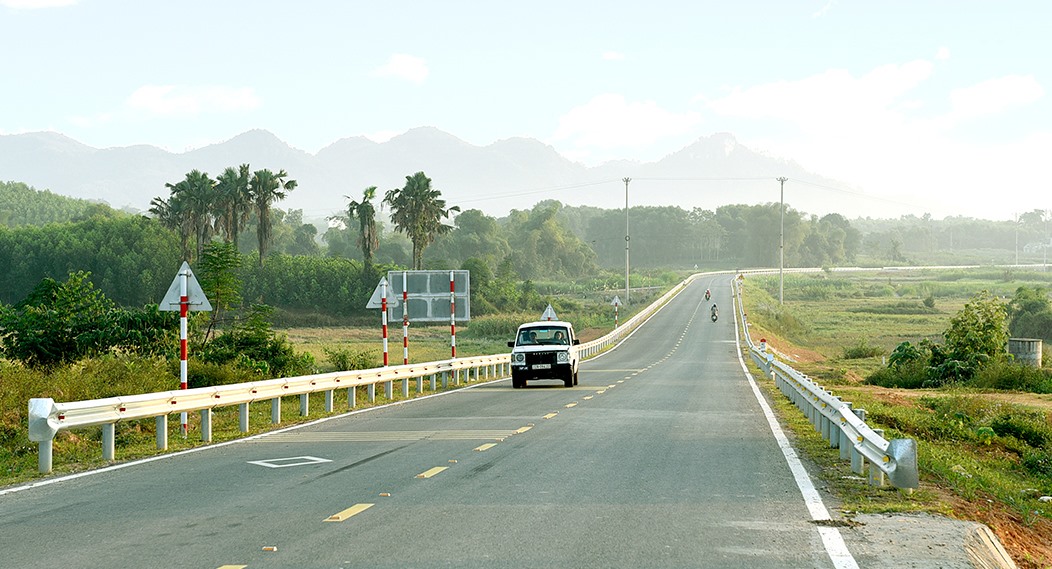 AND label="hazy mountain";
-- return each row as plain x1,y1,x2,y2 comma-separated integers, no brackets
0,128,867,220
